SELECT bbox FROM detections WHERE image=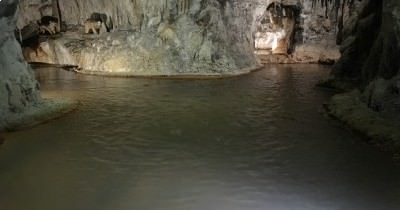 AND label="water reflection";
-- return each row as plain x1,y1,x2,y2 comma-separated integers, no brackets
1,65,400,210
